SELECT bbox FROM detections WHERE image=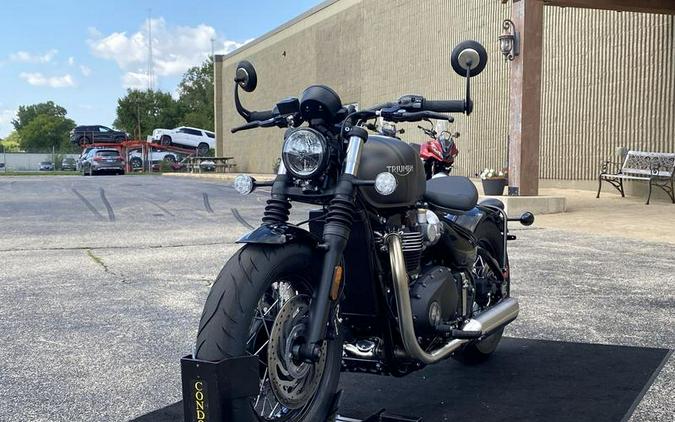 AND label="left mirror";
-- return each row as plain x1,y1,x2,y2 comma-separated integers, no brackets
234,60,257,92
